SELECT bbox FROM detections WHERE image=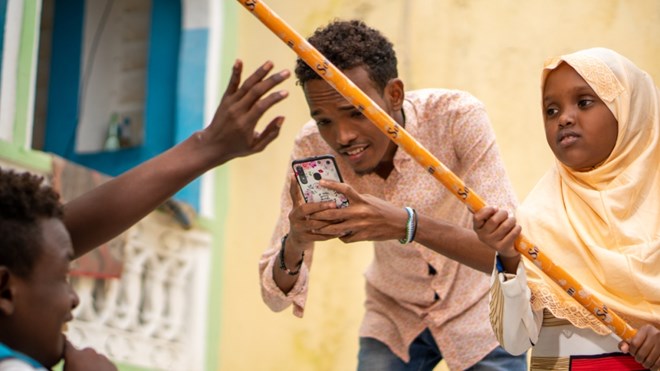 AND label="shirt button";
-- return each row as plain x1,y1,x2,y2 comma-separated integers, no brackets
428,264,437,276
434,292,440,301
